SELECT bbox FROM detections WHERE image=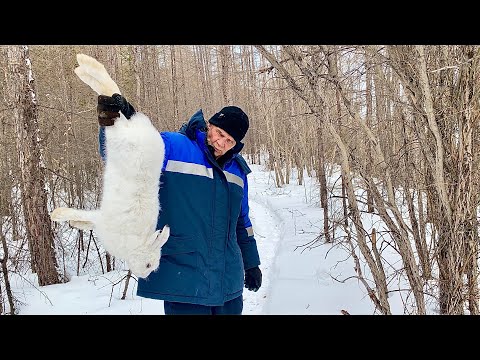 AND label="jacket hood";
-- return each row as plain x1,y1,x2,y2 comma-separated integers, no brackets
178,109,207,140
